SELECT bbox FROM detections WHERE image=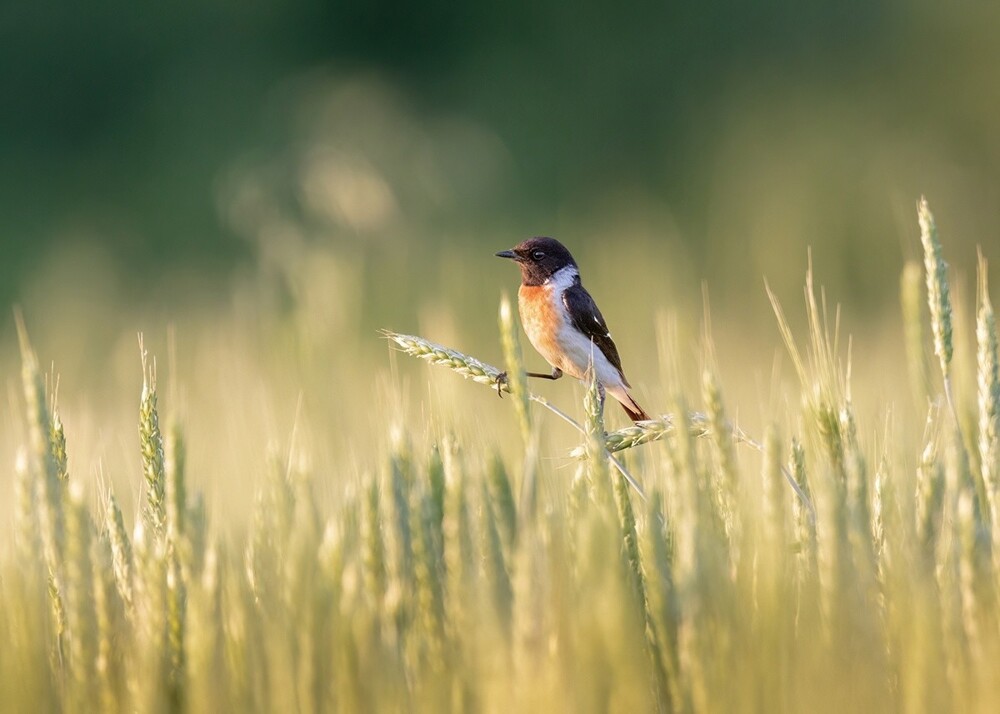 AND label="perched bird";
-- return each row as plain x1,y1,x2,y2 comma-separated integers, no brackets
495,237,650,422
